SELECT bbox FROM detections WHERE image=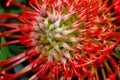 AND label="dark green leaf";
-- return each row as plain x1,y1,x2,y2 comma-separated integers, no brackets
0,37,10,70
9,45,26,54
13,64,28,80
